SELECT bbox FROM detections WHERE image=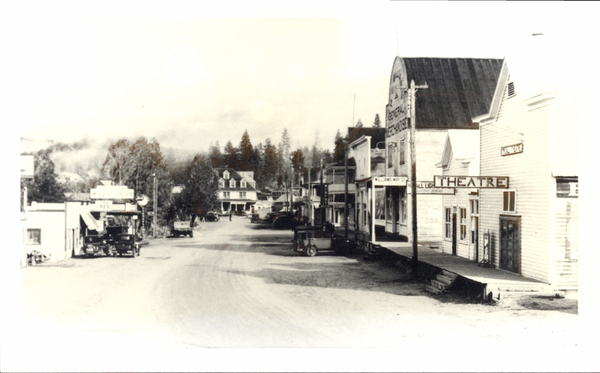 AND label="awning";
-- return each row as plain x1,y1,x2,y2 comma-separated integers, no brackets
81,210,101,231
